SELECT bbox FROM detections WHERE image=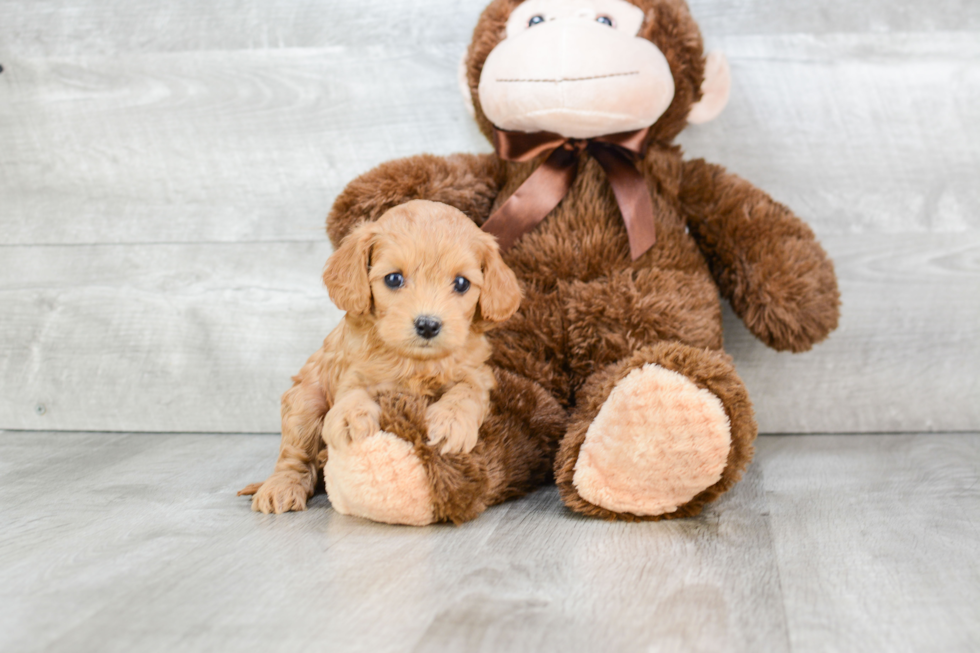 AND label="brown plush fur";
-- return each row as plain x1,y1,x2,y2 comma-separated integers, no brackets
678,159,840,351
318,0,840,521
327,154,506,248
